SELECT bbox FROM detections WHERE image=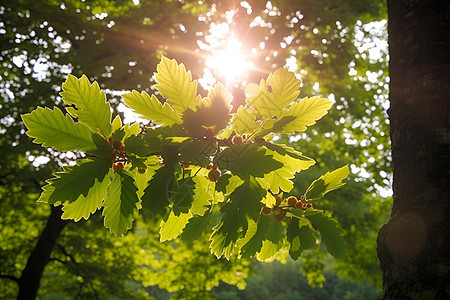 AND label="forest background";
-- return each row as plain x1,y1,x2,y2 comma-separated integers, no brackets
0,0,391,299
